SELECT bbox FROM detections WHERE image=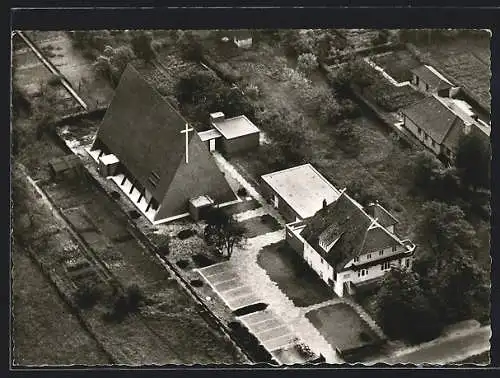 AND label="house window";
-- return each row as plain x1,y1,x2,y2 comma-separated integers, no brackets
425,83,429,91
381,262,391,270
361,269,368,277
417,127,421,134
406,259,411,268
367,254,372,259
344,273,350,279
354,256,359,263
379,250,384,256
392,246,397,252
